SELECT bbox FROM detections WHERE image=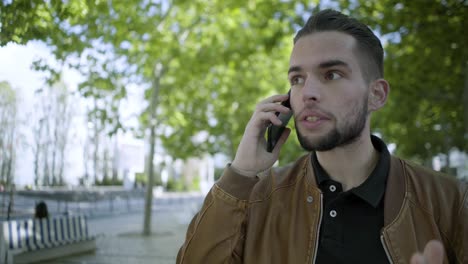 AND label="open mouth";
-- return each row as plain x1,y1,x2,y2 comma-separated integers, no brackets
305,116,321,122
